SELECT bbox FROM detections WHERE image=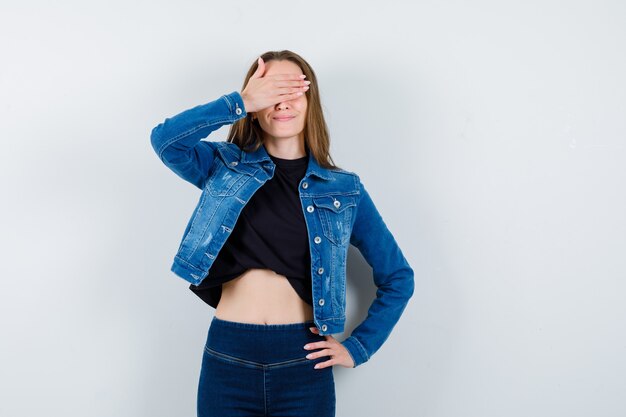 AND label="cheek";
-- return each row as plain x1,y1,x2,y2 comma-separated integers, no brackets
258,110,271,120
297,101,308,116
